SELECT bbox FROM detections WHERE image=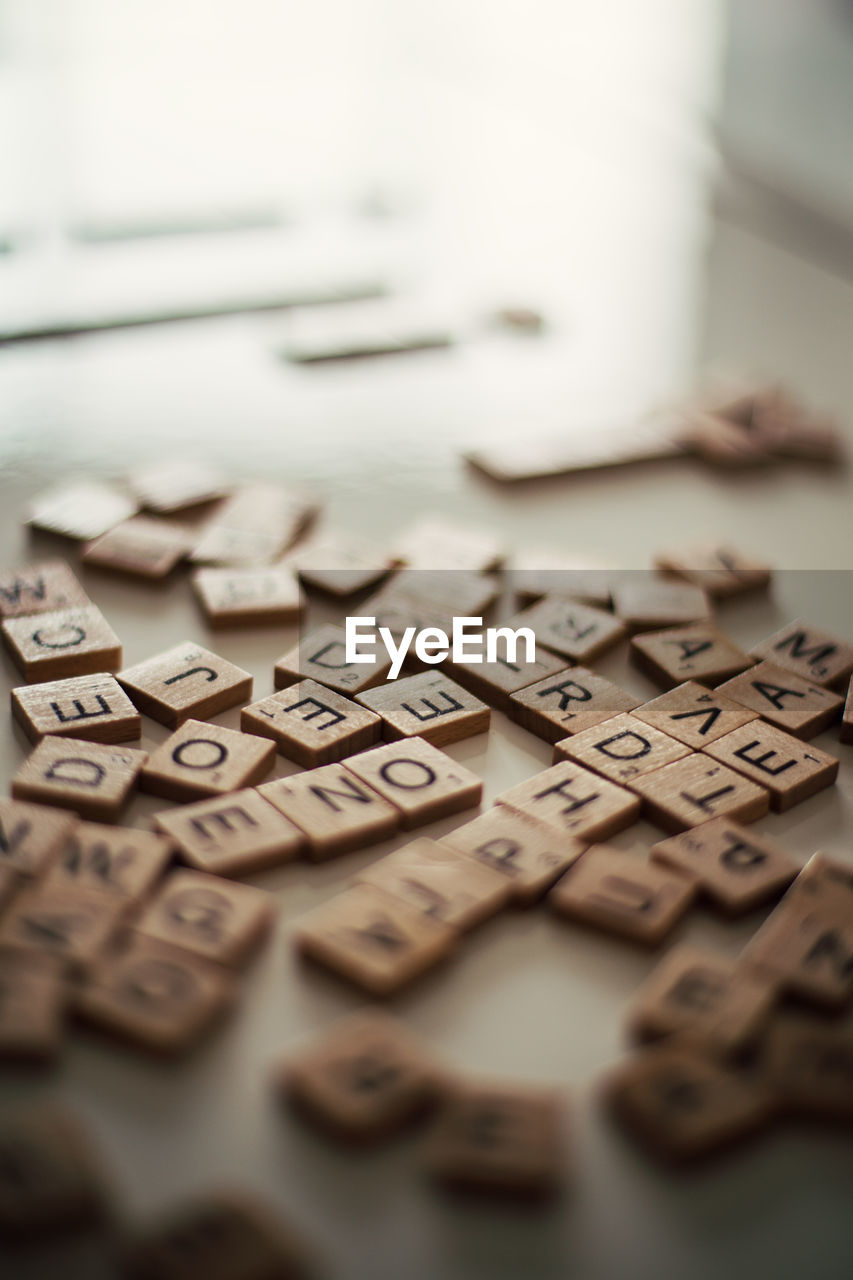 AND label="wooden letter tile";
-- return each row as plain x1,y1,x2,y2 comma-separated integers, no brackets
758,1015,853,1121
553,713,690,785
632,681,758,749
496,761,641,841
446,637,568,715
742,889,853,1008
0,799,77,878
136,870,275,967
287,529,394,597
0,560,89,620
749,618,853,688
550,845,695,945
443,807,586,904
258,764,399,859
630,754,769,832
355,837,512,931
630,623,755,689
507,596,625,663
509,666,640,744
12,737,148,822
154,788,306,877
2,605,121,682
0,883,127,974
612,578,711,632
192,565,302,627
356,671,490,747
654,544,771,598
82,516,191,579
343,737,482,829
130,459,229,513
787,851,853,915
140,719,275,803
841,675,853,743
393,515,505,571
27,479,138,540
241,678,381,767
12,673,141,744
703,722,838,811
0,948,66,1062
117,641,252,728
650,818,799,914
716,661,843,739
45,822,173,901
0,1105,108,1236
274,624,391,695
